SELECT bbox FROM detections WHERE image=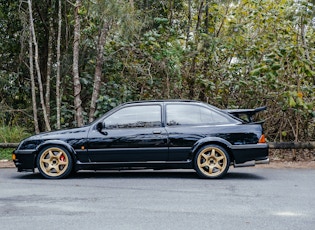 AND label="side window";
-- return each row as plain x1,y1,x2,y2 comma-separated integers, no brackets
166,104,230,126
104,105,162,129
